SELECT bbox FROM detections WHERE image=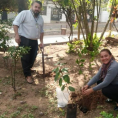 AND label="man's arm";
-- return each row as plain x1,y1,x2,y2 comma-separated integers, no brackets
13,11,26,44
40,32,44,47
13,25,21,44
39,17,44,47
